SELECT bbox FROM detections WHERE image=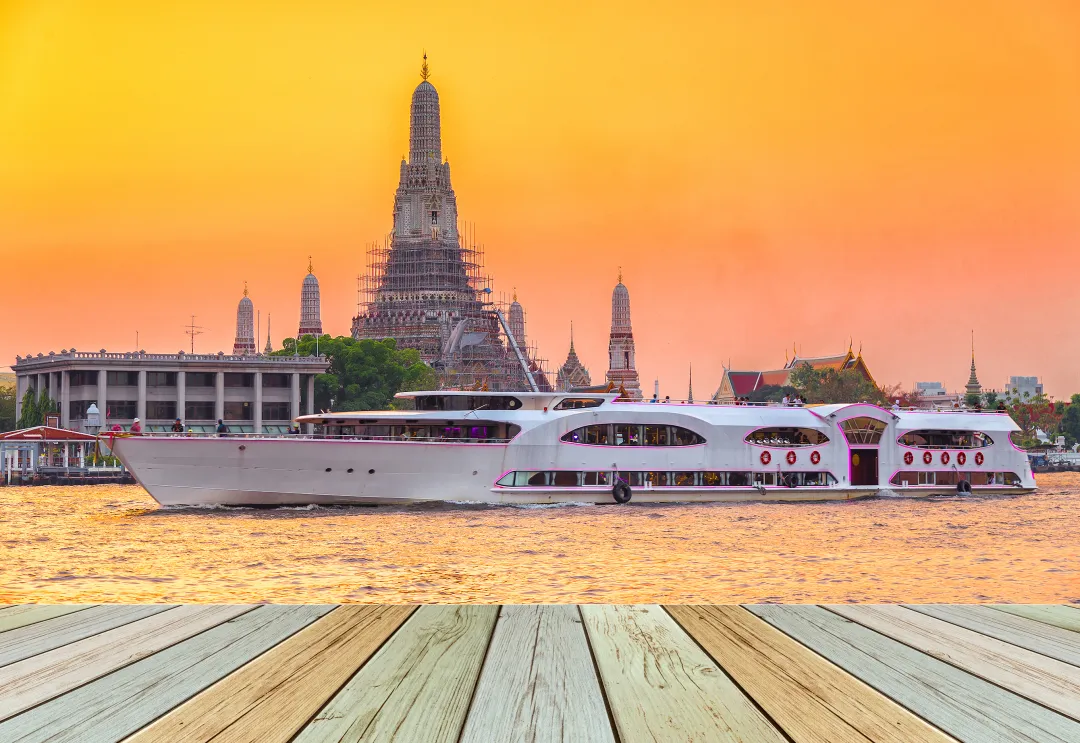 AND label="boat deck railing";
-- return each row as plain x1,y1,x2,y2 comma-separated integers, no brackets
114,433,514,444
616,398,1009,413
